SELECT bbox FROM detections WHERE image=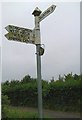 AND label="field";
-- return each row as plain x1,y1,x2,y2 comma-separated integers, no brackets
3,106,80,119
